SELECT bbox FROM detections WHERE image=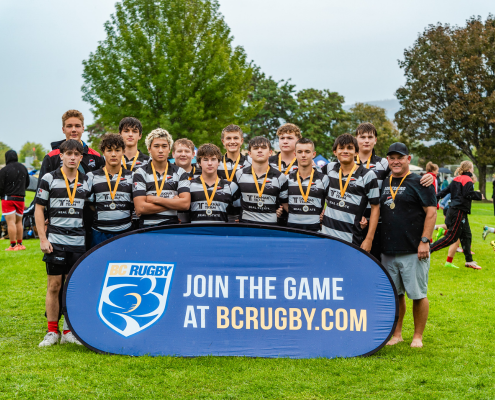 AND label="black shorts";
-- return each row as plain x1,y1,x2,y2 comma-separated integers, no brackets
43,251,84,276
